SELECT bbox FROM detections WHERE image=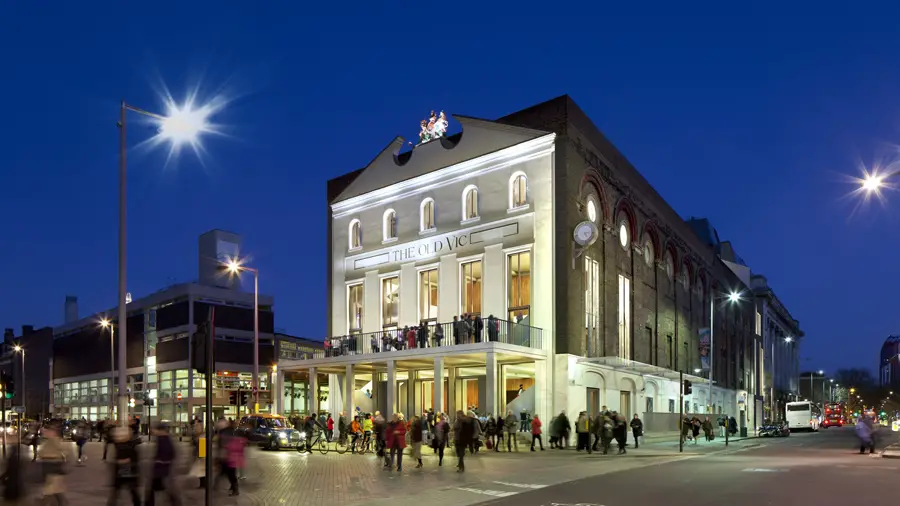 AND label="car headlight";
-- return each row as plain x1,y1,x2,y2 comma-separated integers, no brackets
299,431,306,438
278,433,288,440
